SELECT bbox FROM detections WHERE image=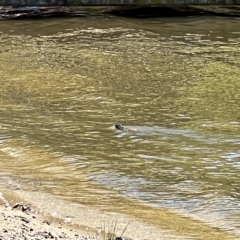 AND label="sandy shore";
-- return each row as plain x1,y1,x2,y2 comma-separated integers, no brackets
0,193,98,240
0,206,95,240
0,207,95,240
